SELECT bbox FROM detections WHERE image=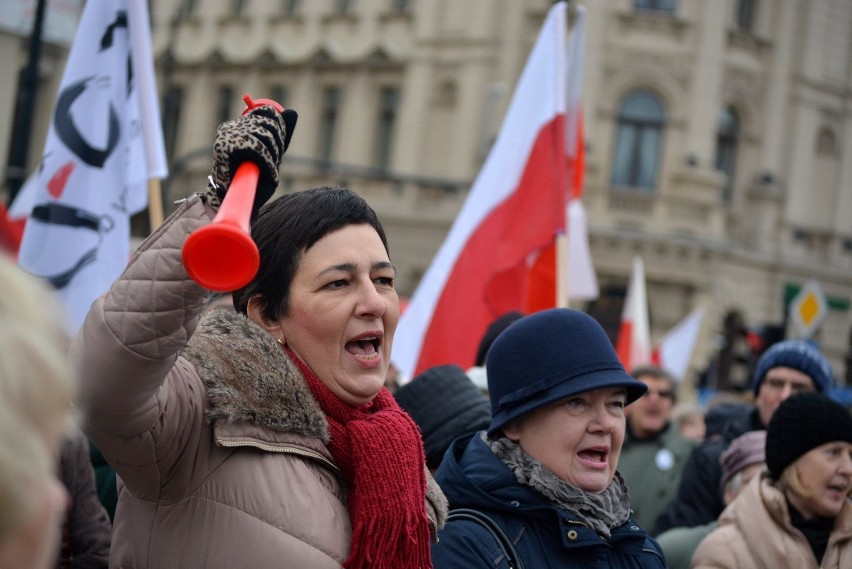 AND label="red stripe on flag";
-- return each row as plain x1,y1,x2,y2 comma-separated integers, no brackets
524,241,557,314
570,114,585,200
413,116,567,375
651,347,661,367
616,320,634,371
